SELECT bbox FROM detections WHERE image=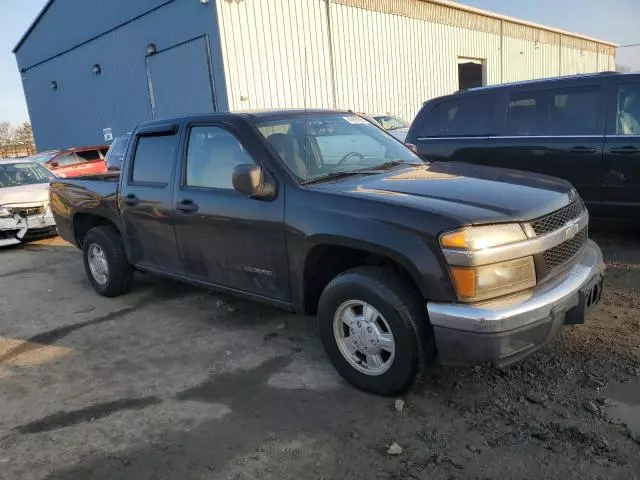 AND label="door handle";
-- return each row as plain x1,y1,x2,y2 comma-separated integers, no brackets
568,146,597,154
123,194,139,206
609,146,640,154
176,200,199,213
